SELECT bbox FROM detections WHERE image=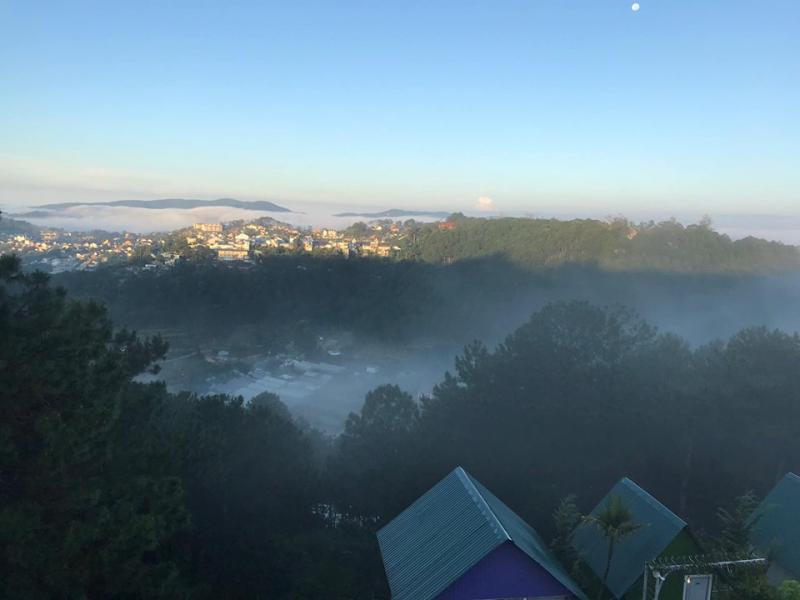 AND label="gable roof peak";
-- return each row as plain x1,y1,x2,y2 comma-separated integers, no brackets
573,477,688,599
454,467,511,540
616,477,687,529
